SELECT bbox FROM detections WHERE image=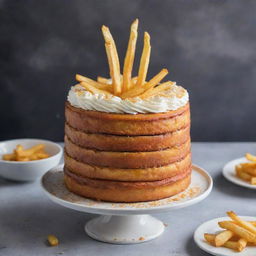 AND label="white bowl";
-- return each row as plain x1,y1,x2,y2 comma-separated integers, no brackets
0,139,63,181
